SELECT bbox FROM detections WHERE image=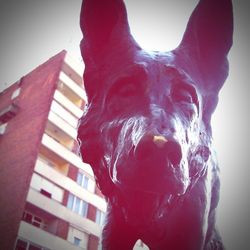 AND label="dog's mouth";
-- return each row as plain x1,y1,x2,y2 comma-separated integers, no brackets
114,180,185,229
112,134,190,197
